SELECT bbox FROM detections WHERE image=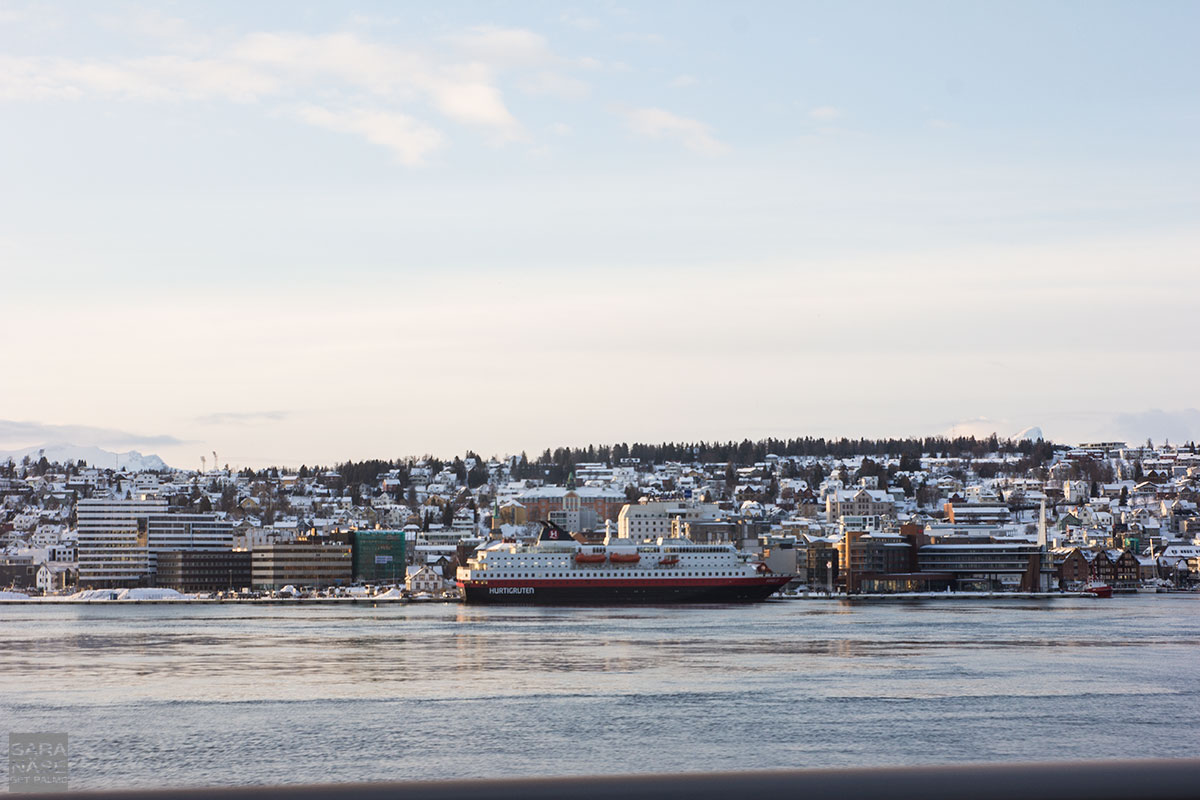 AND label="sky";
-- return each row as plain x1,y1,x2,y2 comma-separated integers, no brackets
2,1,1199,468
